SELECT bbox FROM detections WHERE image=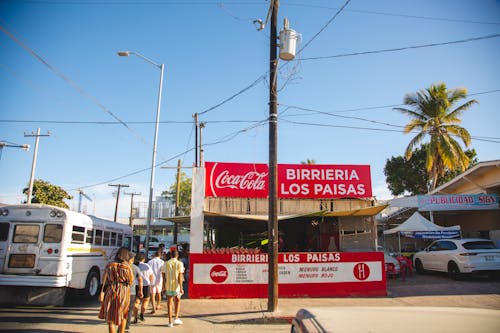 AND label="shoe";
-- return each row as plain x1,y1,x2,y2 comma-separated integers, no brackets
139,313,145,321
173,318,183,325
150,310,156,314
167,323,174,327
133,317,138,324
